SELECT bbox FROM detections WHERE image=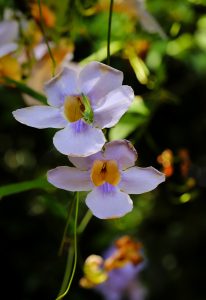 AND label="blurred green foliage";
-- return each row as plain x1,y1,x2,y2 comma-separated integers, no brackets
1,0,206,299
